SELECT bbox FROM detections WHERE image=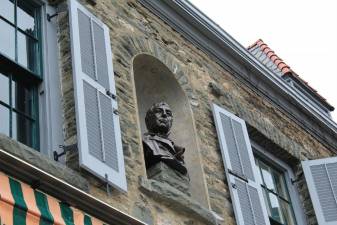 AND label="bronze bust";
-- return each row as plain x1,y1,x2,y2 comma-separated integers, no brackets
143,102,188,175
